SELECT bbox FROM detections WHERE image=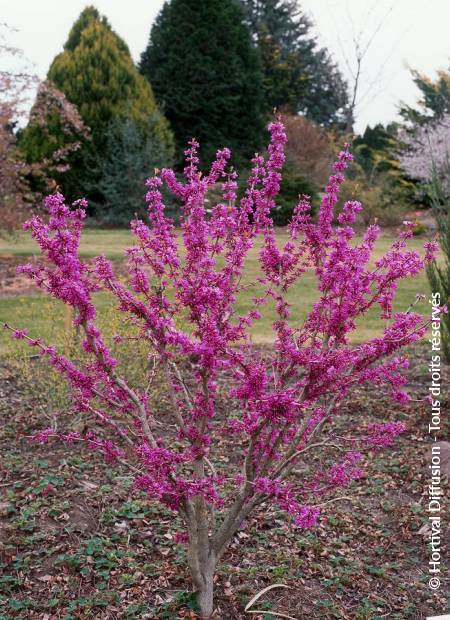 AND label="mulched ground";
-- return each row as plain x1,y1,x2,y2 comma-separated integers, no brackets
0,257,39,297
0,257,134,298
0,343,449,620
